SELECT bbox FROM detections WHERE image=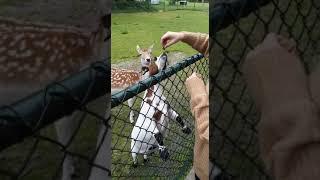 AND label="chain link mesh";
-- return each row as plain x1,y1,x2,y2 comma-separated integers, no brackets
211,0,320,179
111,54,208,178
0,60,110,180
